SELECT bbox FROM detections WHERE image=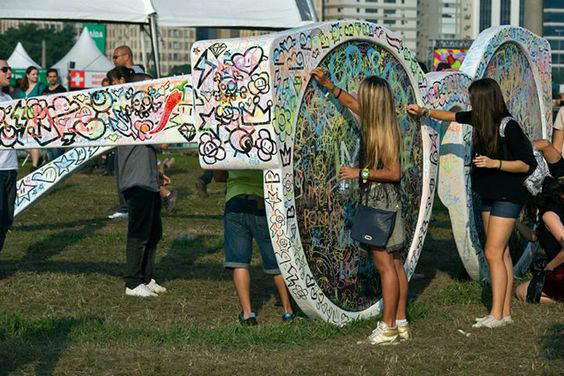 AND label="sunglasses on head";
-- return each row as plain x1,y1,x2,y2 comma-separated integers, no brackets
1,66,12,73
